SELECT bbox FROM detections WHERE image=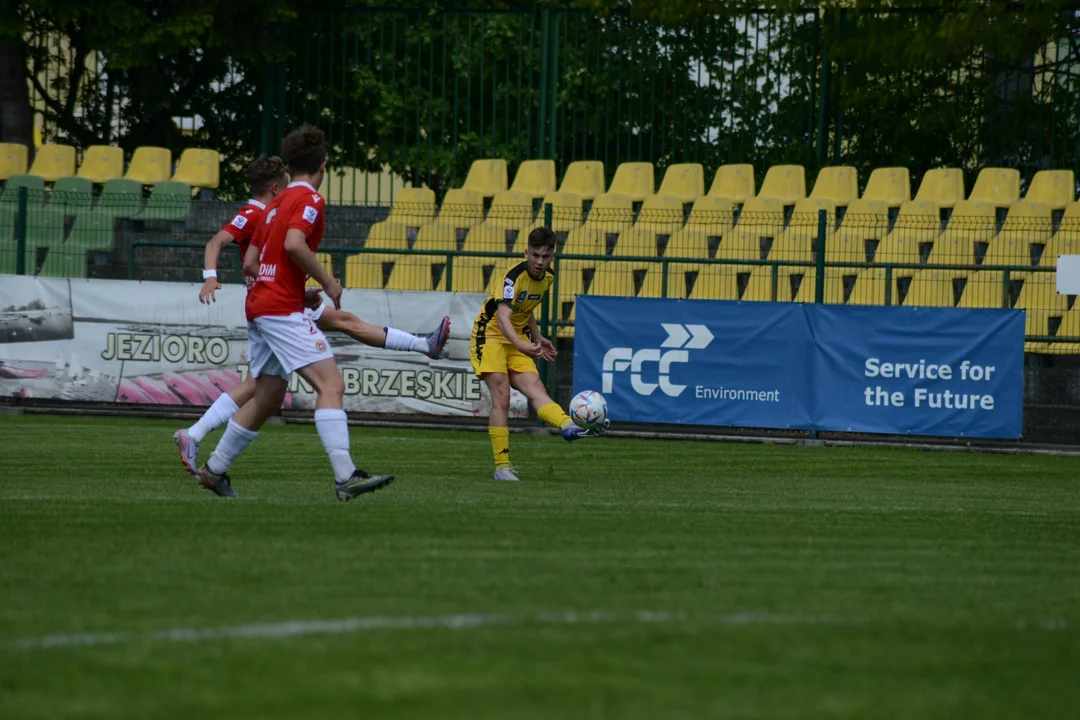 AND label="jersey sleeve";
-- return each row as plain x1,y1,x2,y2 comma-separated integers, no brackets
287,194,326,238
221,210,255,242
